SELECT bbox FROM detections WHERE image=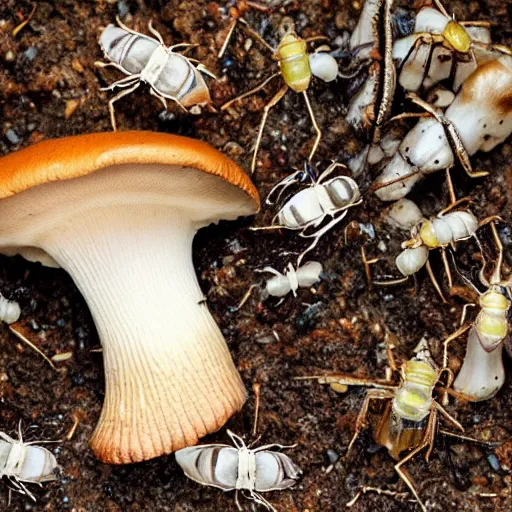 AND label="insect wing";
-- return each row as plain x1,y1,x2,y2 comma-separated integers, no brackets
100,26,159,74
254,451,301,492
0,439,10,473
175,445,238,490
18,445,58,483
